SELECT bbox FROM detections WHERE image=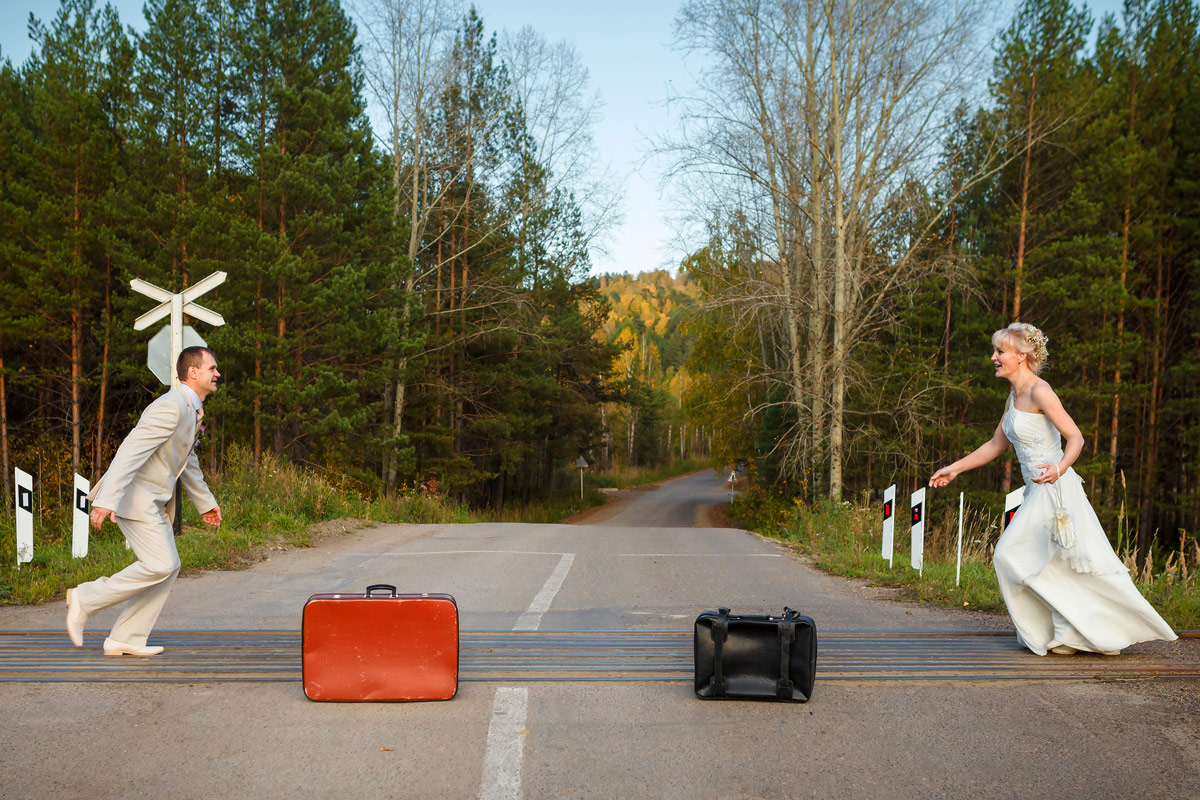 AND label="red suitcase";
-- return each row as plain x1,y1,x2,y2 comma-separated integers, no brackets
302,584,459,701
